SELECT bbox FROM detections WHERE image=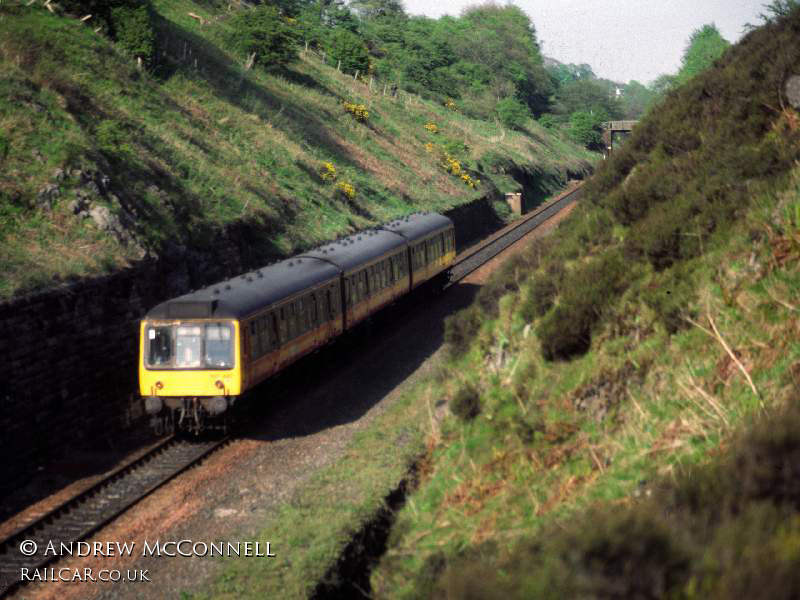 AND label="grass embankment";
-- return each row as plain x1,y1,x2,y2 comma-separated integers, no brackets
365,8,800,598
180,375,438,600
0,1,591,299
